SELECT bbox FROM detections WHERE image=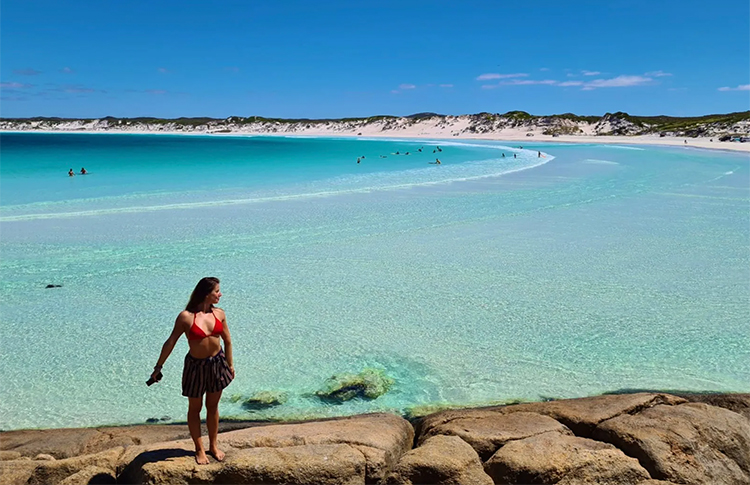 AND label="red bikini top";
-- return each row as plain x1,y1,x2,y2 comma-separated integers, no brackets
187,312,223,341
